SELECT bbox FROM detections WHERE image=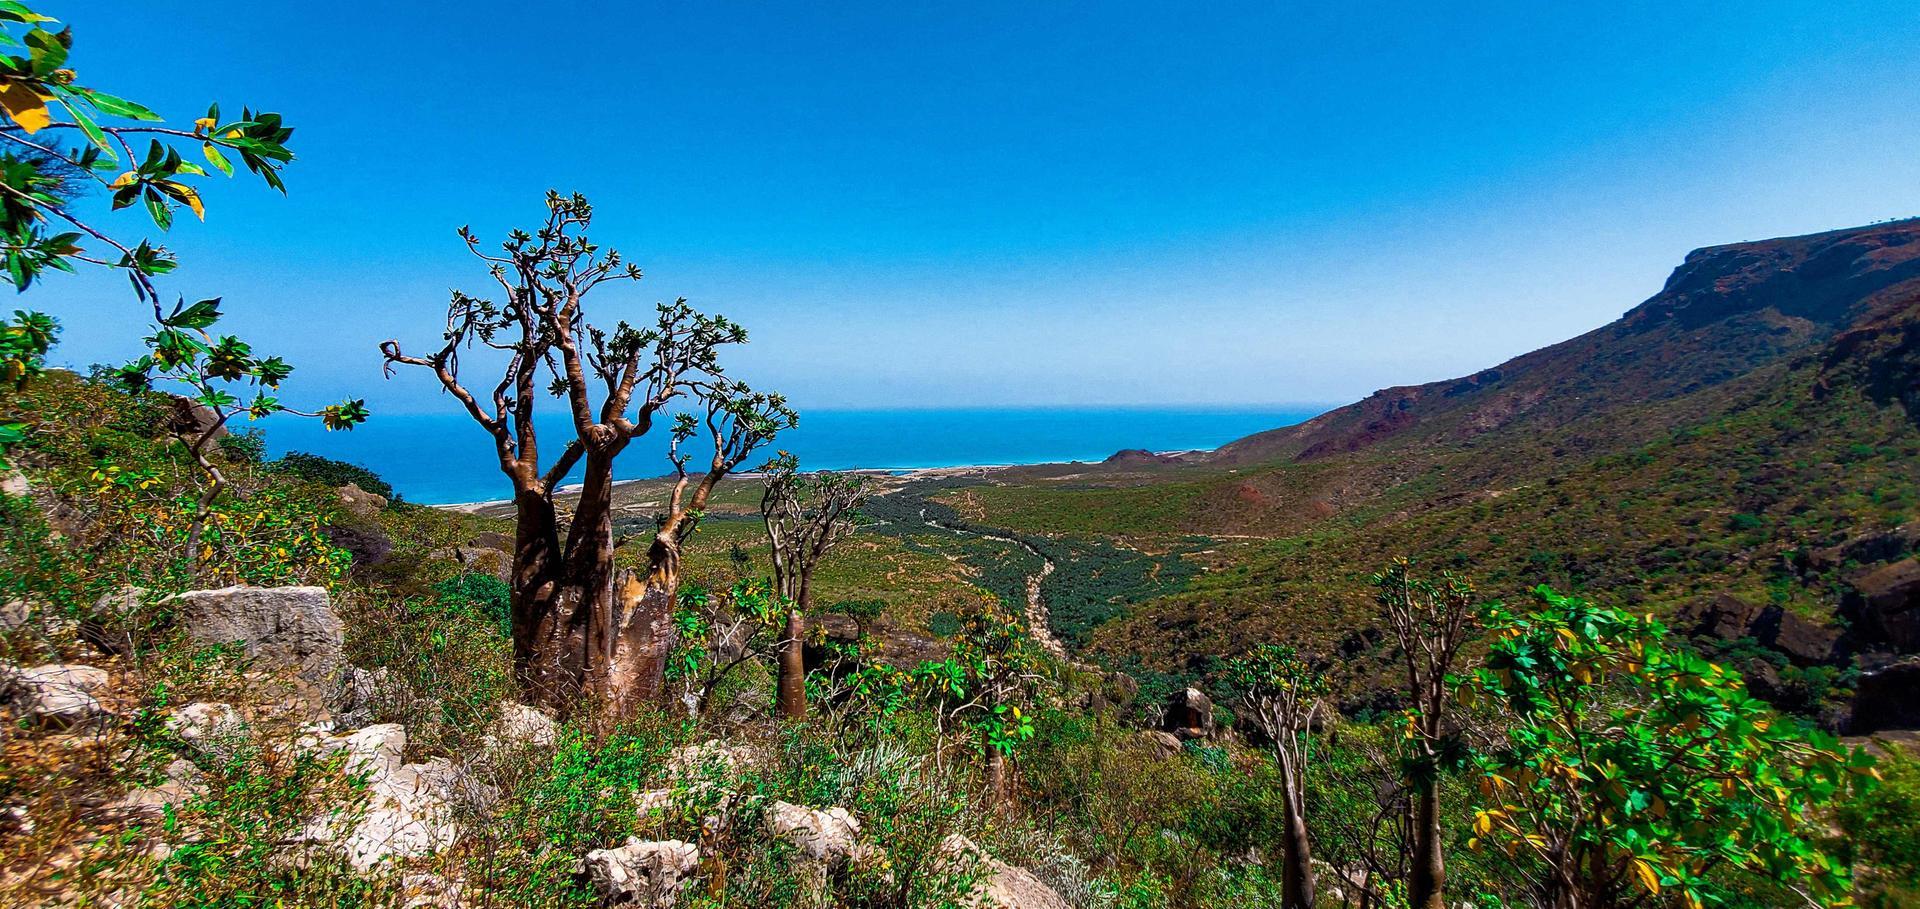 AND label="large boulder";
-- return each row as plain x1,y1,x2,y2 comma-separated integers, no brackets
1848,558,1920,651
1674,593,1841,665
1163,687,1215,739
943,835,1071,909
1,663,110,729
335,483,388,519
167,586,344,686
765,801,867,865
1850,658,1920,734
582,837,699,907
301,723,475,871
